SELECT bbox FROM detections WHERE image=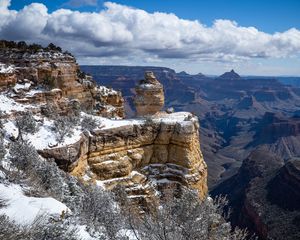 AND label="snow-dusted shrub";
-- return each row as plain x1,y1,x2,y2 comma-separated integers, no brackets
34,159,85,210
81,116,98,132
0,214,78,240
125,189,253,240
53,116,78,143
43,75,56,90
15,111,38,141
0,215,22,240
0,134,5,161
41,103,58,118
26,215,79,240
9,140,39,171
79,186,124,239
0,110,4,129
144,117,155,127
69,99,81,117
